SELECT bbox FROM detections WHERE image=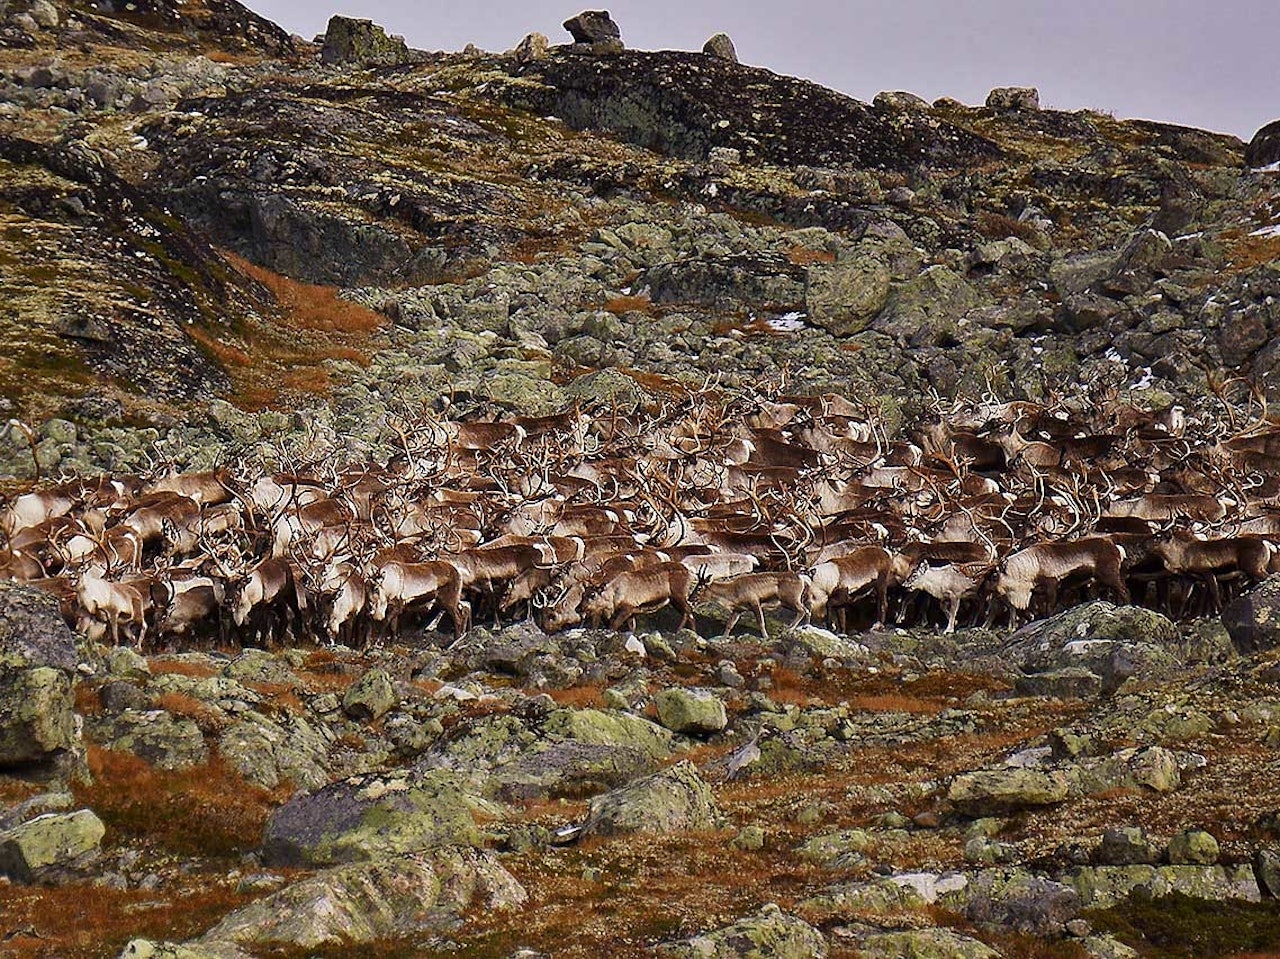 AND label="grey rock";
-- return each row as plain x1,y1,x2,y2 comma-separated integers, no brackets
986,87,1040,111
947,768,1071,816
262,770,491,867
29,1,59,29
87,710,208,771
1097,826,1159,865
0,809,104,882
342,668,397,722
200,849,526,948
580,760,719,837
874,91,931,111
1256,845,1280,897
118,941,249,959
1246,119,1280,169
563,10,621,44
654,903,827,958
806,256,892,336
512,32,550,63
320,15,409,67
702,33,737,63
1069,864,1261,909
873,266,980,347
856,928,1000,959
655,686,728,735
1167,829,1220,865
960,870,1082,936
1224,576,1280,654
0,584,80,772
